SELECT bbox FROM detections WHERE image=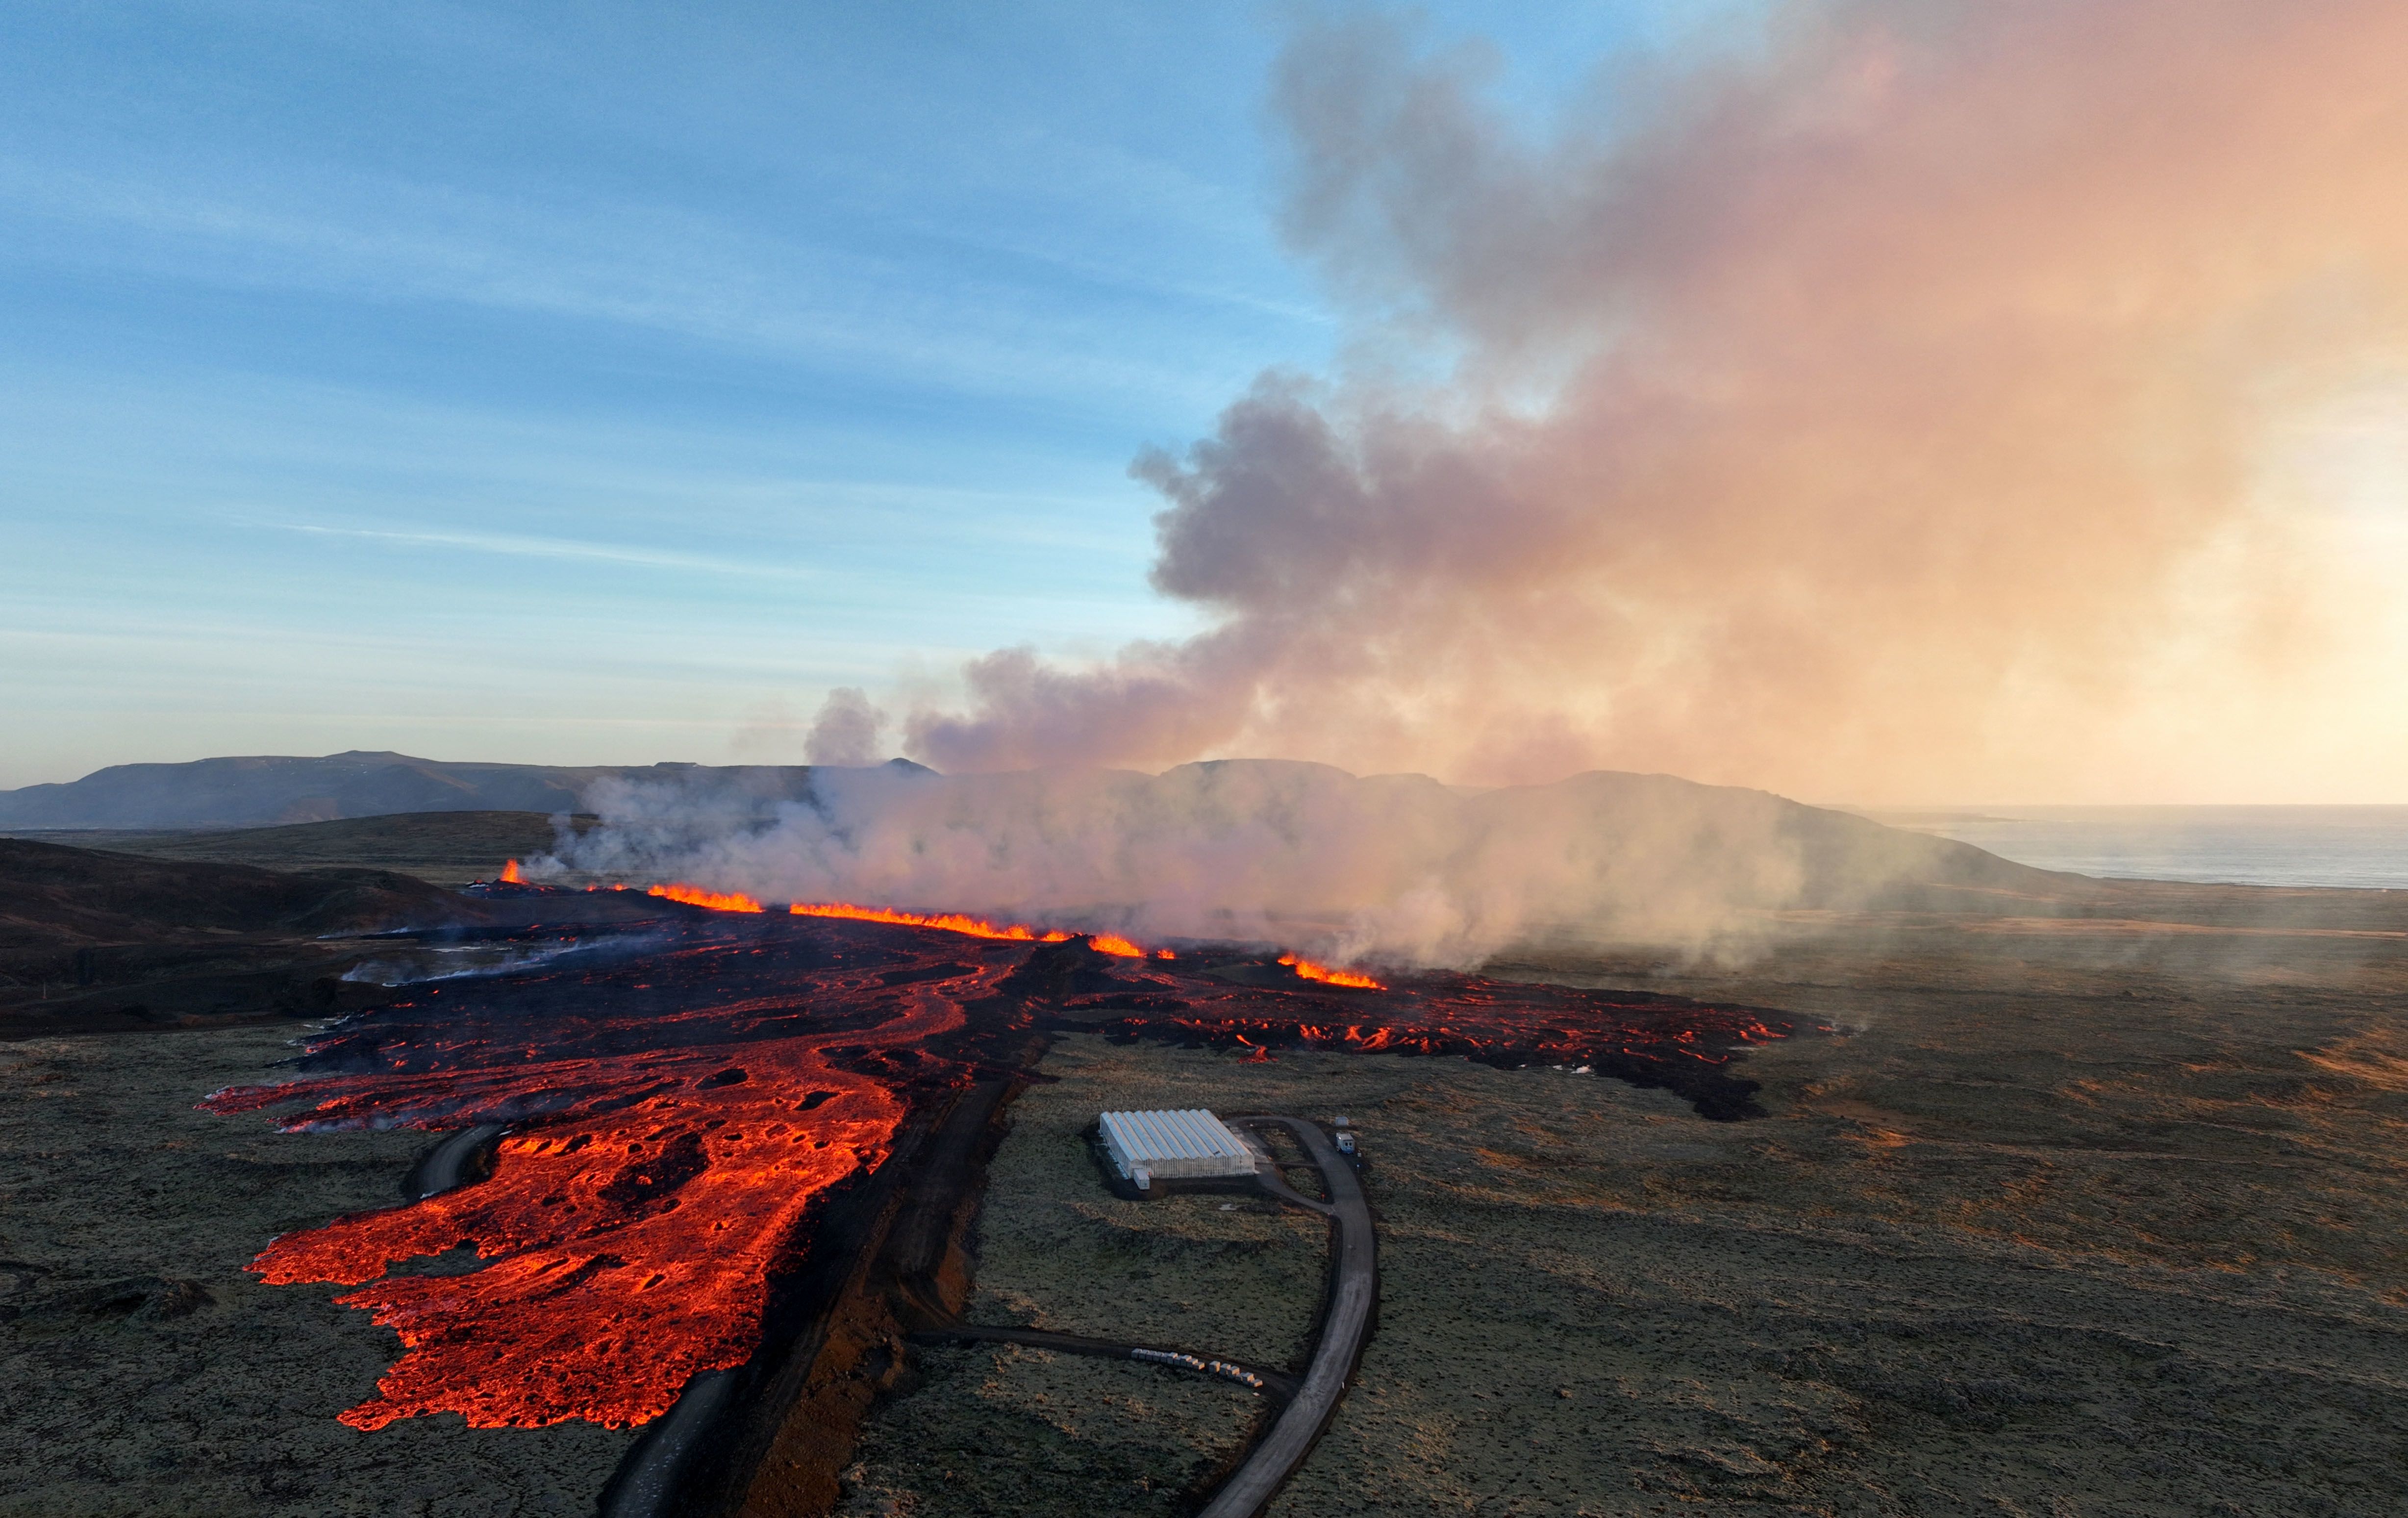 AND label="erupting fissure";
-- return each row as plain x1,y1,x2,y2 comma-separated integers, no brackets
1279,953,1385,990
205,884,1812,1435
788,899,1073,942
659,880,1321,970
787,899,1171,960
647,882,765,913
